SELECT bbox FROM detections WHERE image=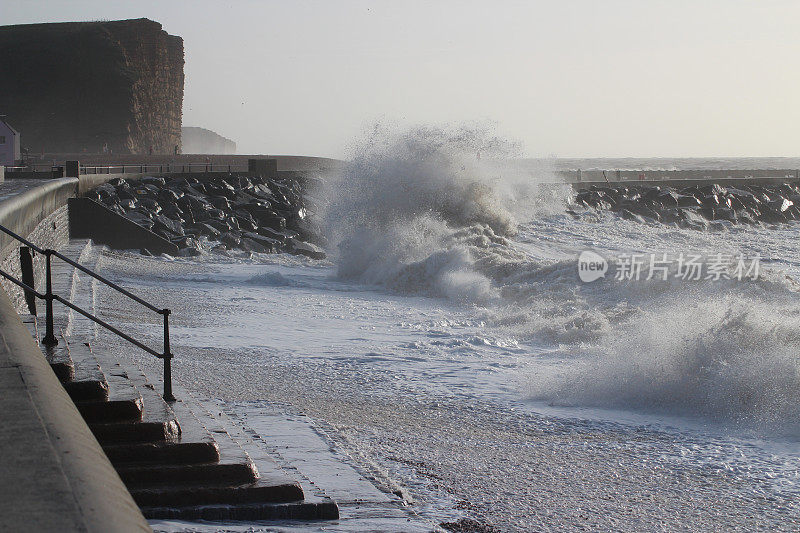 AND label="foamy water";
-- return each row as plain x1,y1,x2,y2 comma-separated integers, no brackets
89,127,800,530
